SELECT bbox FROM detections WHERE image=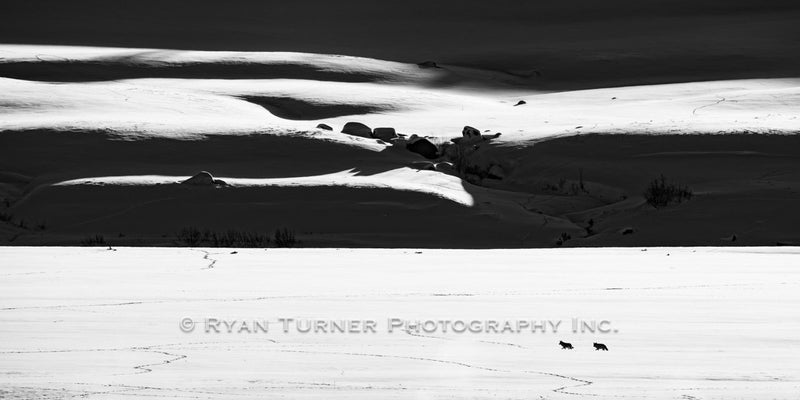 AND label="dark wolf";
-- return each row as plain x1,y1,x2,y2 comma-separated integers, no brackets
593,342,609,351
